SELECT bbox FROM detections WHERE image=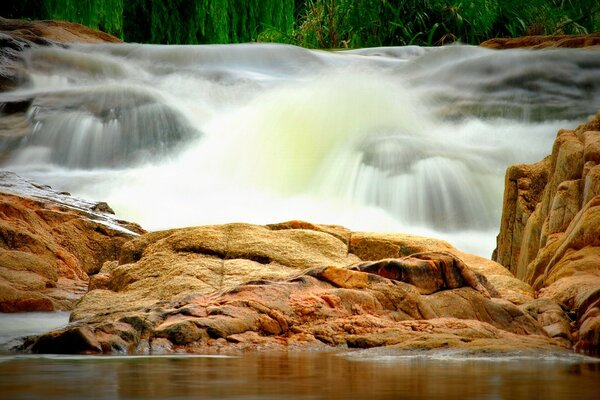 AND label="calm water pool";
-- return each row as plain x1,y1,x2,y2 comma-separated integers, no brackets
1,350,599,400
